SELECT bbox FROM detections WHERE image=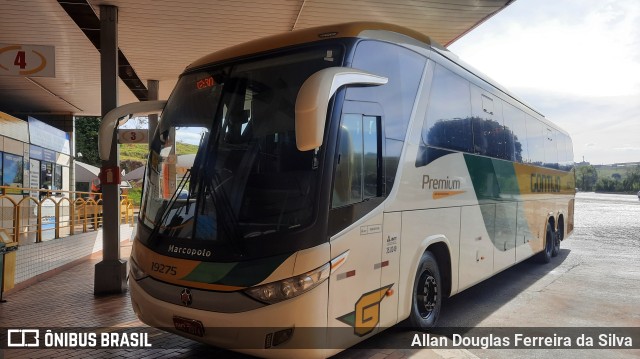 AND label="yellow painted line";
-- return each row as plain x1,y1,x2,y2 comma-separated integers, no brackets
433,190,466,200
133,241,244,292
